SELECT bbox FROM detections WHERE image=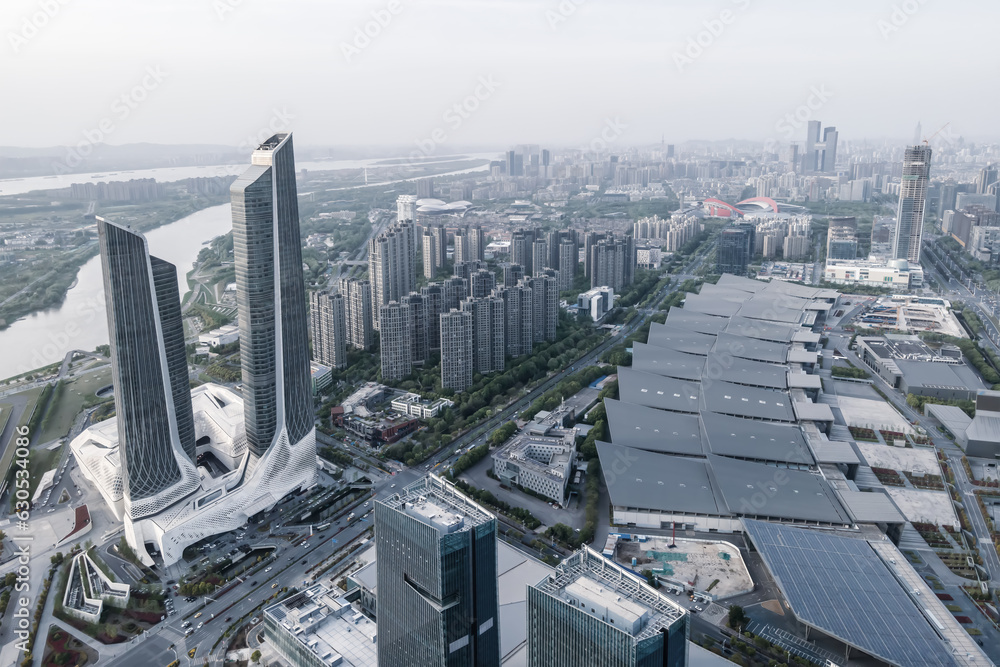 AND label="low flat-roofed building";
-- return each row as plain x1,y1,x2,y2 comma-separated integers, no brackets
197,323,239,347
389,392,454,419
310,362,332,395
492,427,577,502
